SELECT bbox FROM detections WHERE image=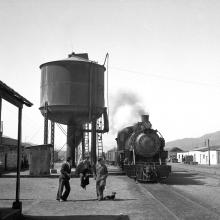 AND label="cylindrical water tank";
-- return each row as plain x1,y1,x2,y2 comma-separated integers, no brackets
39,54,105,126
